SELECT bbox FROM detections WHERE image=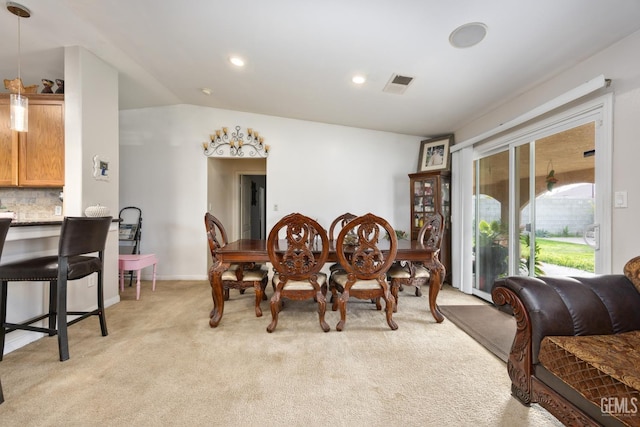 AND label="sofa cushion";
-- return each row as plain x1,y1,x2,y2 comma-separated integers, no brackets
623,255,640,294
538,331,640,426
